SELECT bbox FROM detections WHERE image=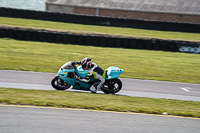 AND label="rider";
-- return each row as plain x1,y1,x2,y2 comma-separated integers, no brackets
72,58,106,93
